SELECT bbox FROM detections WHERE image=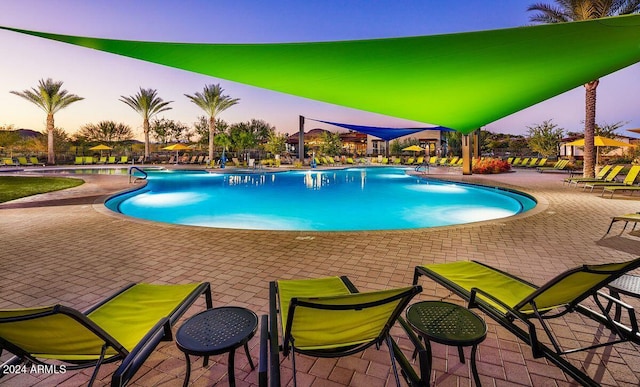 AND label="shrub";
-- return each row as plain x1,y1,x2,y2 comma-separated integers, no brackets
472,158,511,174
